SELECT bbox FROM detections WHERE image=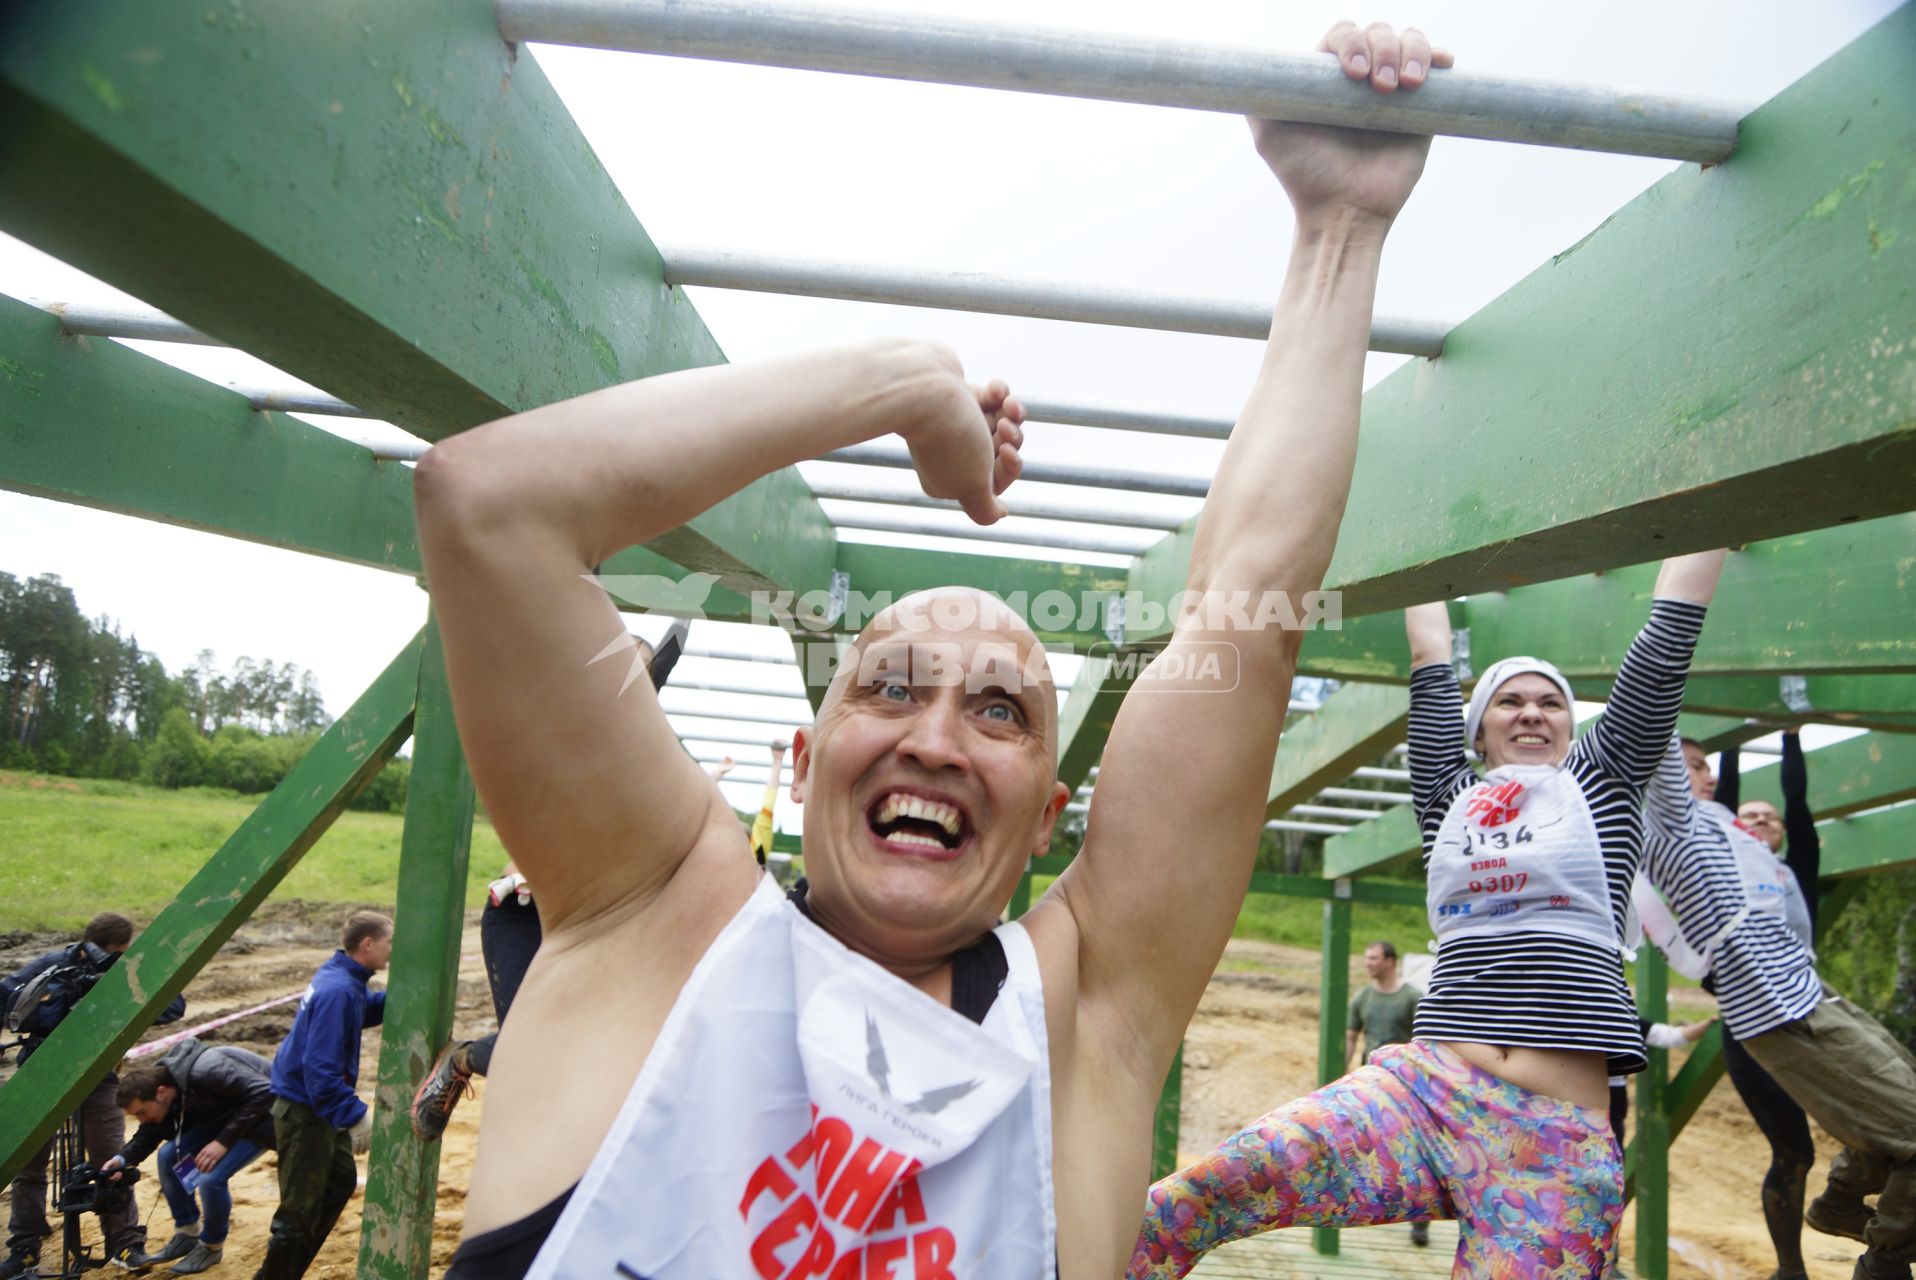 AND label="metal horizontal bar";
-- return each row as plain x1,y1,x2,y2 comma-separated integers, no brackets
1289,804,1384,821
1316,786,1412,805
681,735,795,755
659,245,1447,356
1349,766,1411,781
665,677,810,701
683,645,798,666
225,383,368,418
1020,397,1232,442
661,704,811,729
824,443,1210,499
829,510,1156,557
35,298,228,346
805,479,1190,532
1265,819,1360,835
499,0,1746,162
